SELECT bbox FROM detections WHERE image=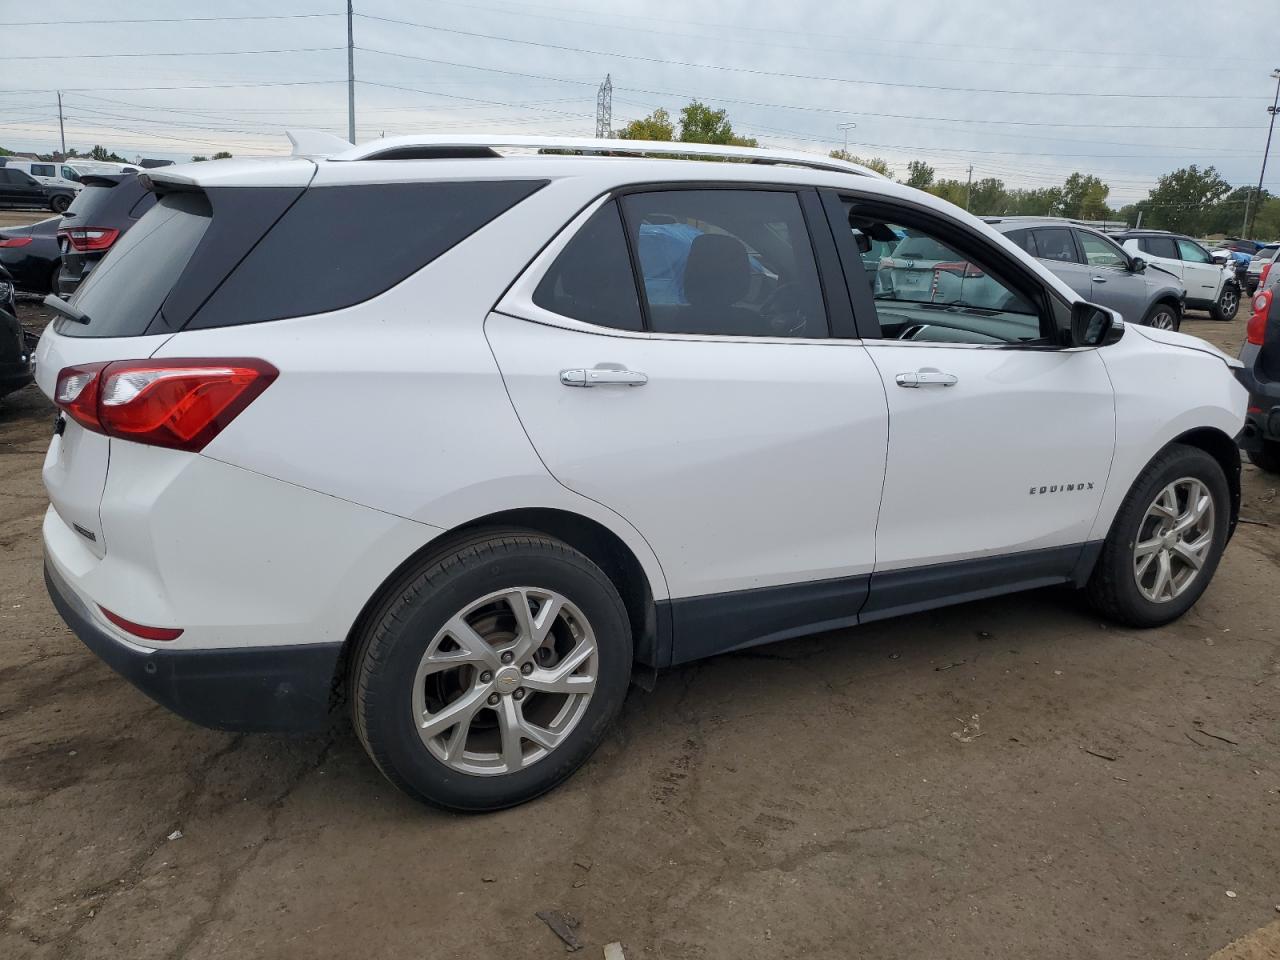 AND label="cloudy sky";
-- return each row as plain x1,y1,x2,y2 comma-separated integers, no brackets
1,0,1276,204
